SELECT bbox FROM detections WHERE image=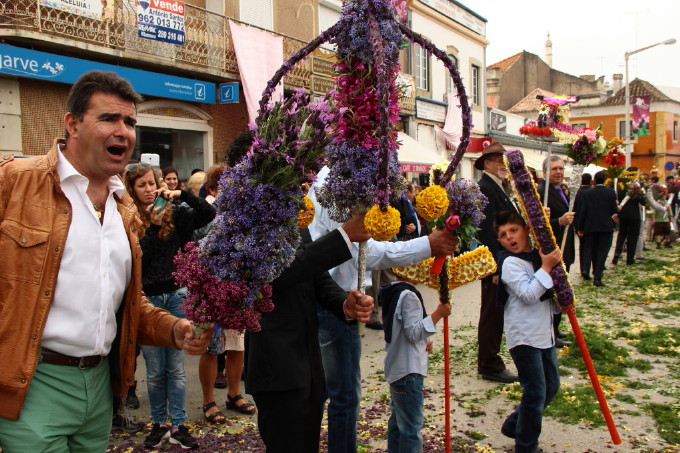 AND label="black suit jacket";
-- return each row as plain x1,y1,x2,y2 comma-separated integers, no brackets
477,173,519,259
576,185,618,233
537,181,575,267
392,196,418,240
245,229,351,395
618,189,644,220
572,185,590,229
